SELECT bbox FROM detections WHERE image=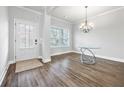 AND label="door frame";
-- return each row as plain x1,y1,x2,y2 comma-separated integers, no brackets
13,18,40,62
14,18,16,63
